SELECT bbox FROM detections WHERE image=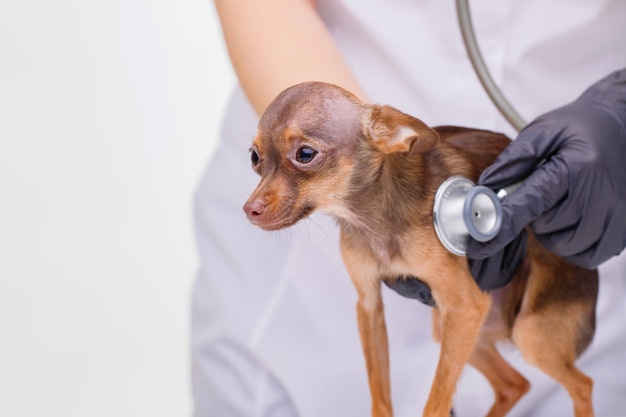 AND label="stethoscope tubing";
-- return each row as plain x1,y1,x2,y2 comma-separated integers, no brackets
433,1,529,254
455,0,527,132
